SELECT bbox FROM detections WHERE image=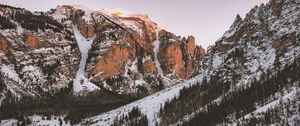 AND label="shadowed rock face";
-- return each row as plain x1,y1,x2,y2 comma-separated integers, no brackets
213,0,300,59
